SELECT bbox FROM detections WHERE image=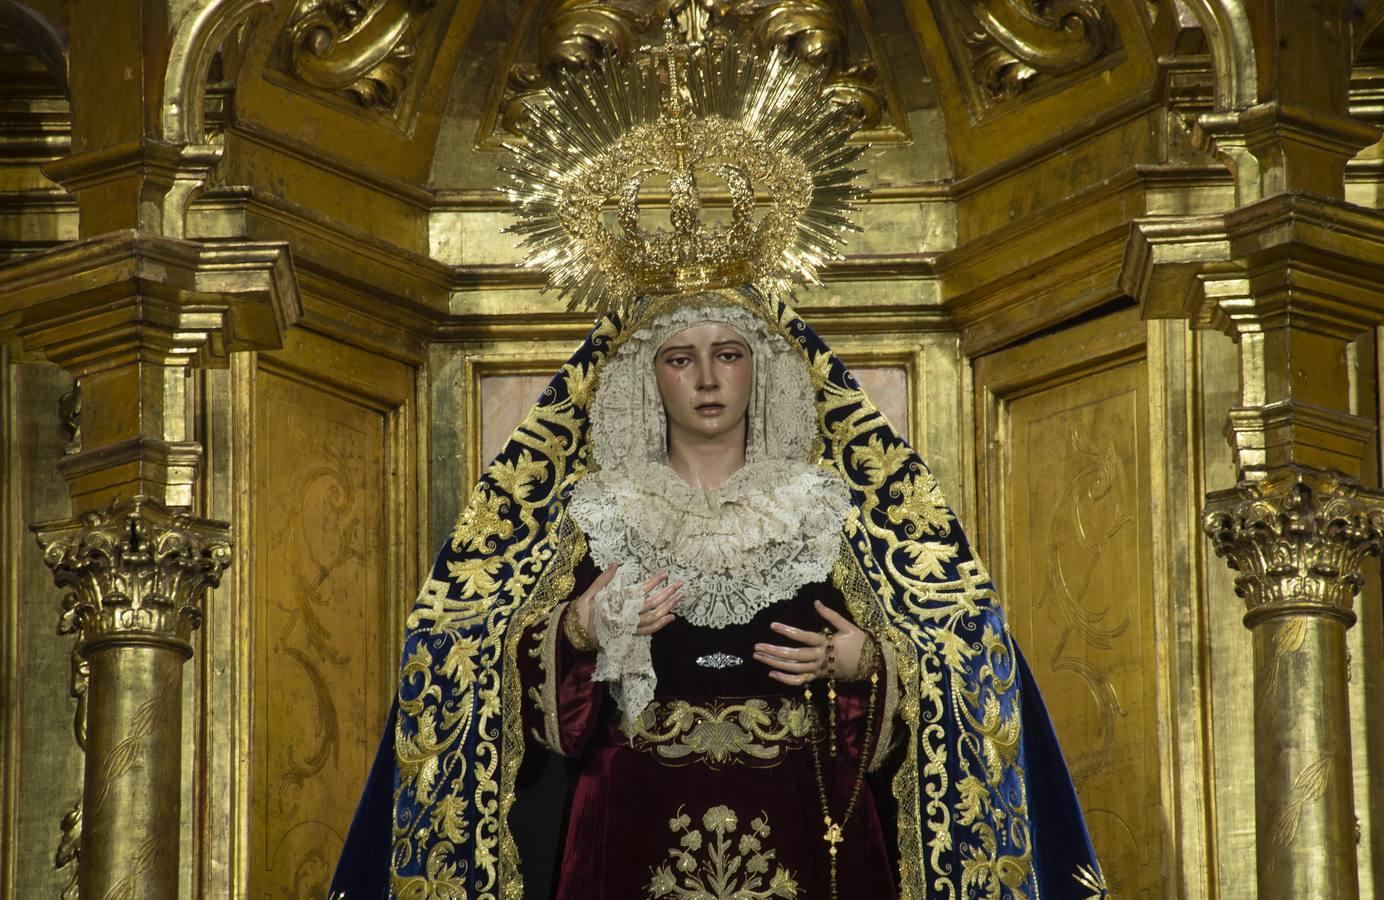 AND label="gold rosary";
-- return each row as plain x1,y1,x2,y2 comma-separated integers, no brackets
804,627,880,900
